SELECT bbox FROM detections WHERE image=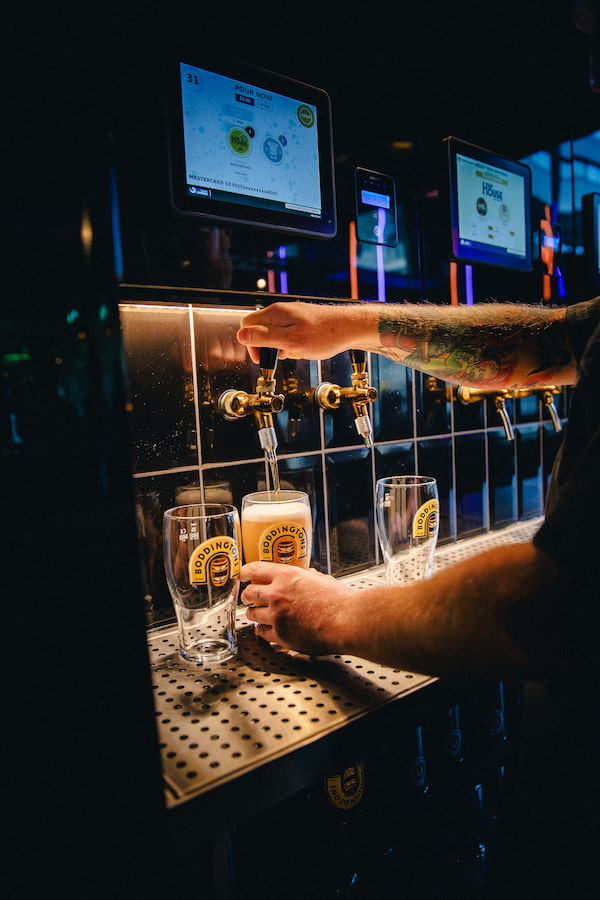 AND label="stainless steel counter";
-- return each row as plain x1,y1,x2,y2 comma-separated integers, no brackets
148,518,540,822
